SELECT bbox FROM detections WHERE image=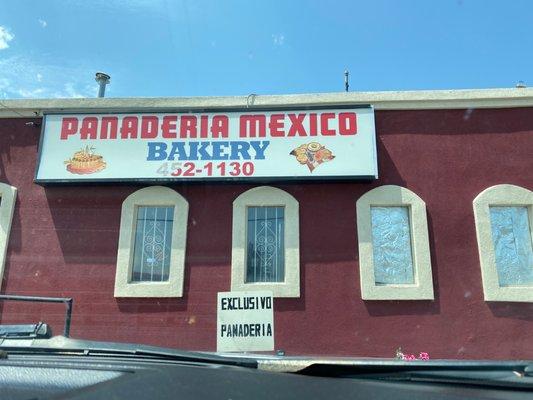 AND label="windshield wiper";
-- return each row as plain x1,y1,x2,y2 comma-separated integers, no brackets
0,336,257,368
296,361,533,390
